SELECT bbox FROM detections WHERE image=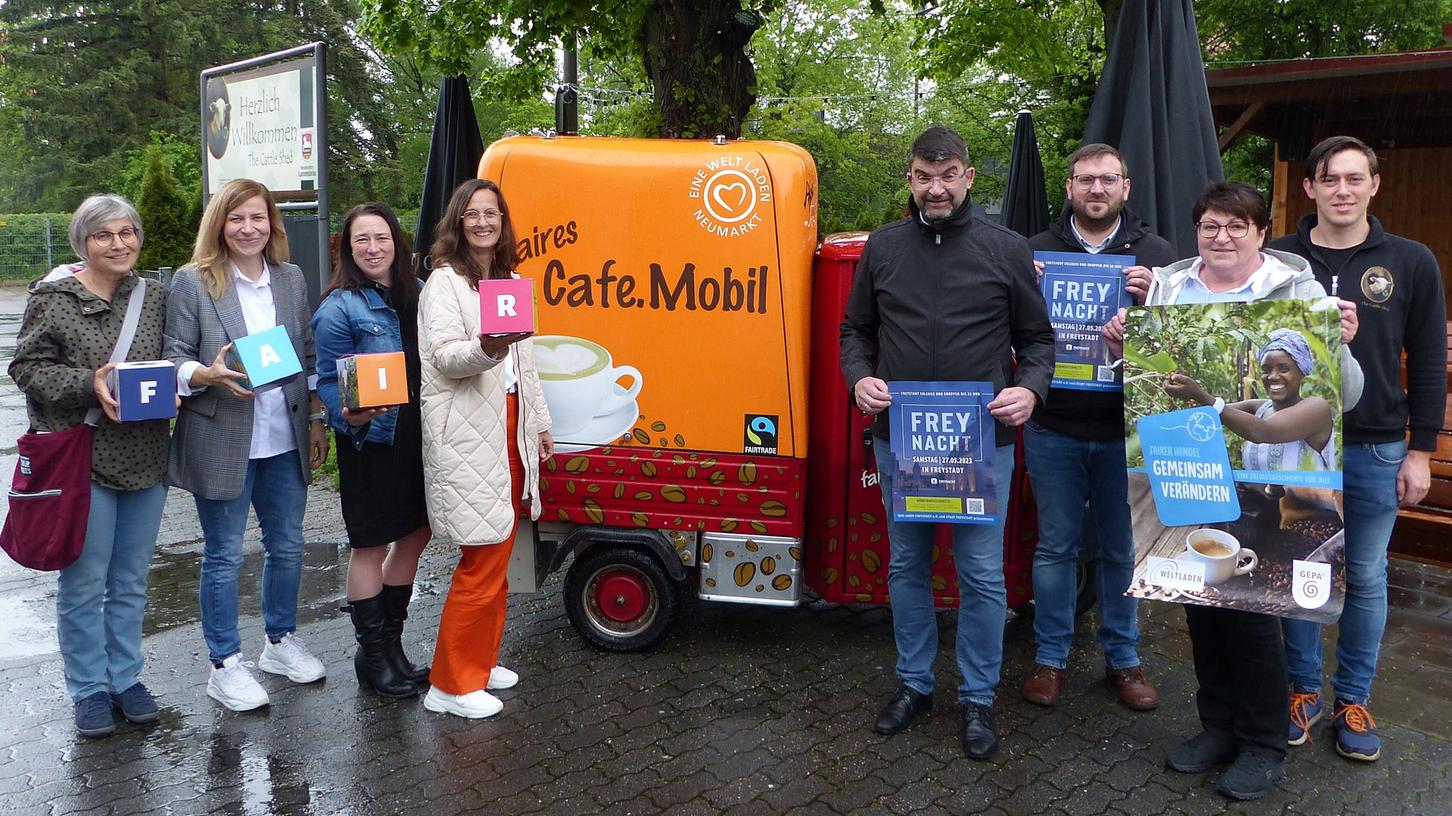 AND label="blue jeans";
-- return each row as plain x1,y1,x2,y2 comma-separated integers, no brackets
1022,422,1140,670
57,482,167,700
873,440,1015,706
1283,441,1403,704
196,453,308,663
